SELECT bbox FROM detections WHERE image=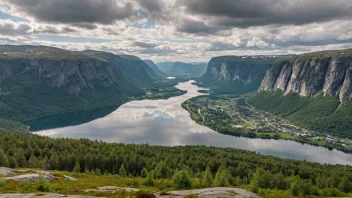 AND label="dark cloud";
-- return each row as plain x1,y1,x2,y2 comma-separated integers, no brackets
179,0,352,28
136,0,162,13
176,18,224,35
0,21,30,35
133,41,158,48
6,0,136,26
